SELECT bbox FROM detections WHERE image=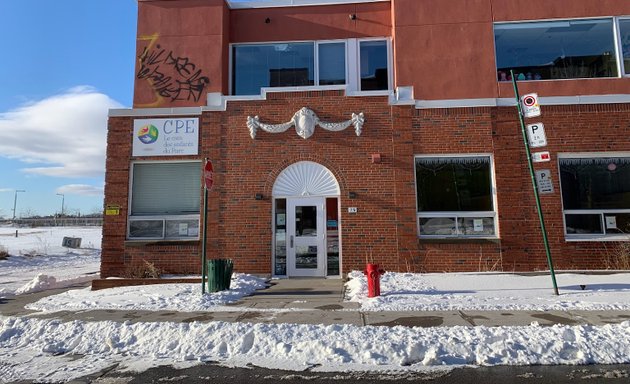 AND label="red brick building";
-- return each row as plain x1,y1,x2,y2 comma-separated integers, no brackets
103,0,630,278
